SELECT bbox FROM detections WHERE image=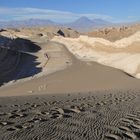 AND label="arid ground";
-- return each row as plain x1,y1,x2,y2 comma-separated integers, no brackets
0,25,140,140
